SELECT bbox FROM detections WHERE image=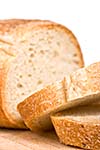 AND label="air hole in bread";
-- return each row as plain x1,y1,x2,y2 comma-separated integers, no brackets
17,83,23,88
30,53,34,57
40,50,44,54
73,53,77,57
28,59,32,63
19,75,22,78
28,74,32,77
29,48,33,51
37,80,43,84
21,93,25,95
